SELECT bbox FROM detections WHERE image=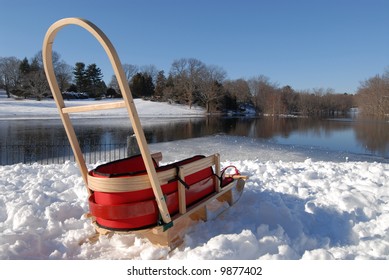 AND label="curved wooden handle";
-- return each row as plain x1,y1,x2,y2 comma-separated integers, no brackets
42,18,172,224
